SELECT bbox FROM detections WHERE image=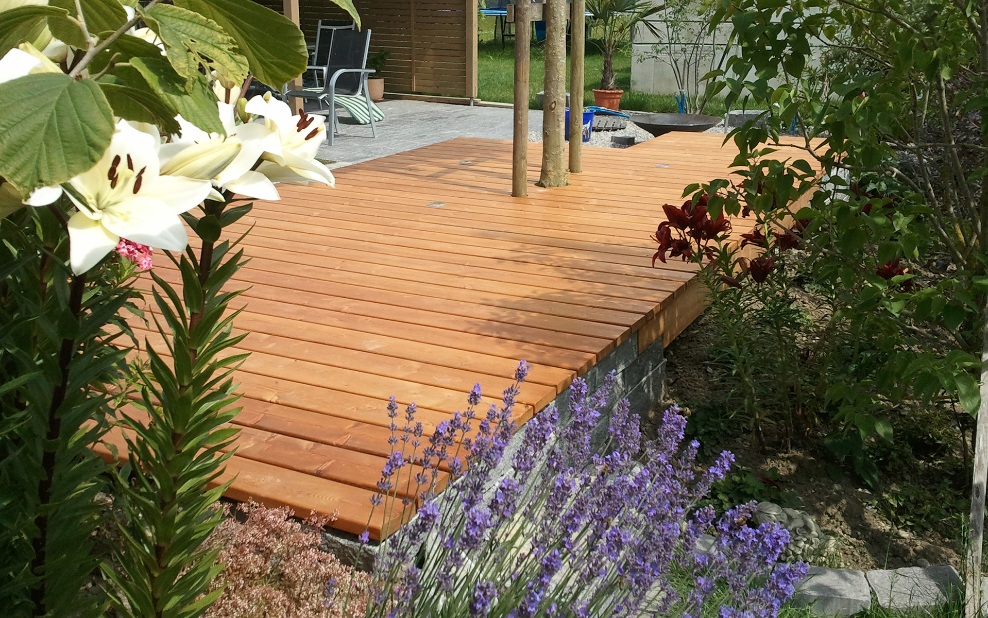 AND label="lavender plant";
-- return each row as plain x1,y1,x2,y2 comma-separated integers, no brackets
352,362,807,617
